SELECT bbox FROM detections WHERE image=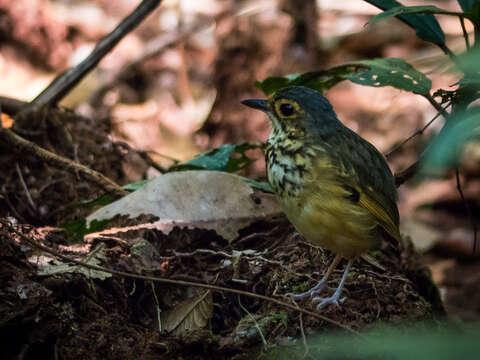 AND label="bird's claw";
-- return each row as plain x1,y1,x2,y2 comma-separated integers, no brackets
285,280,327,300
313,295,345,310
